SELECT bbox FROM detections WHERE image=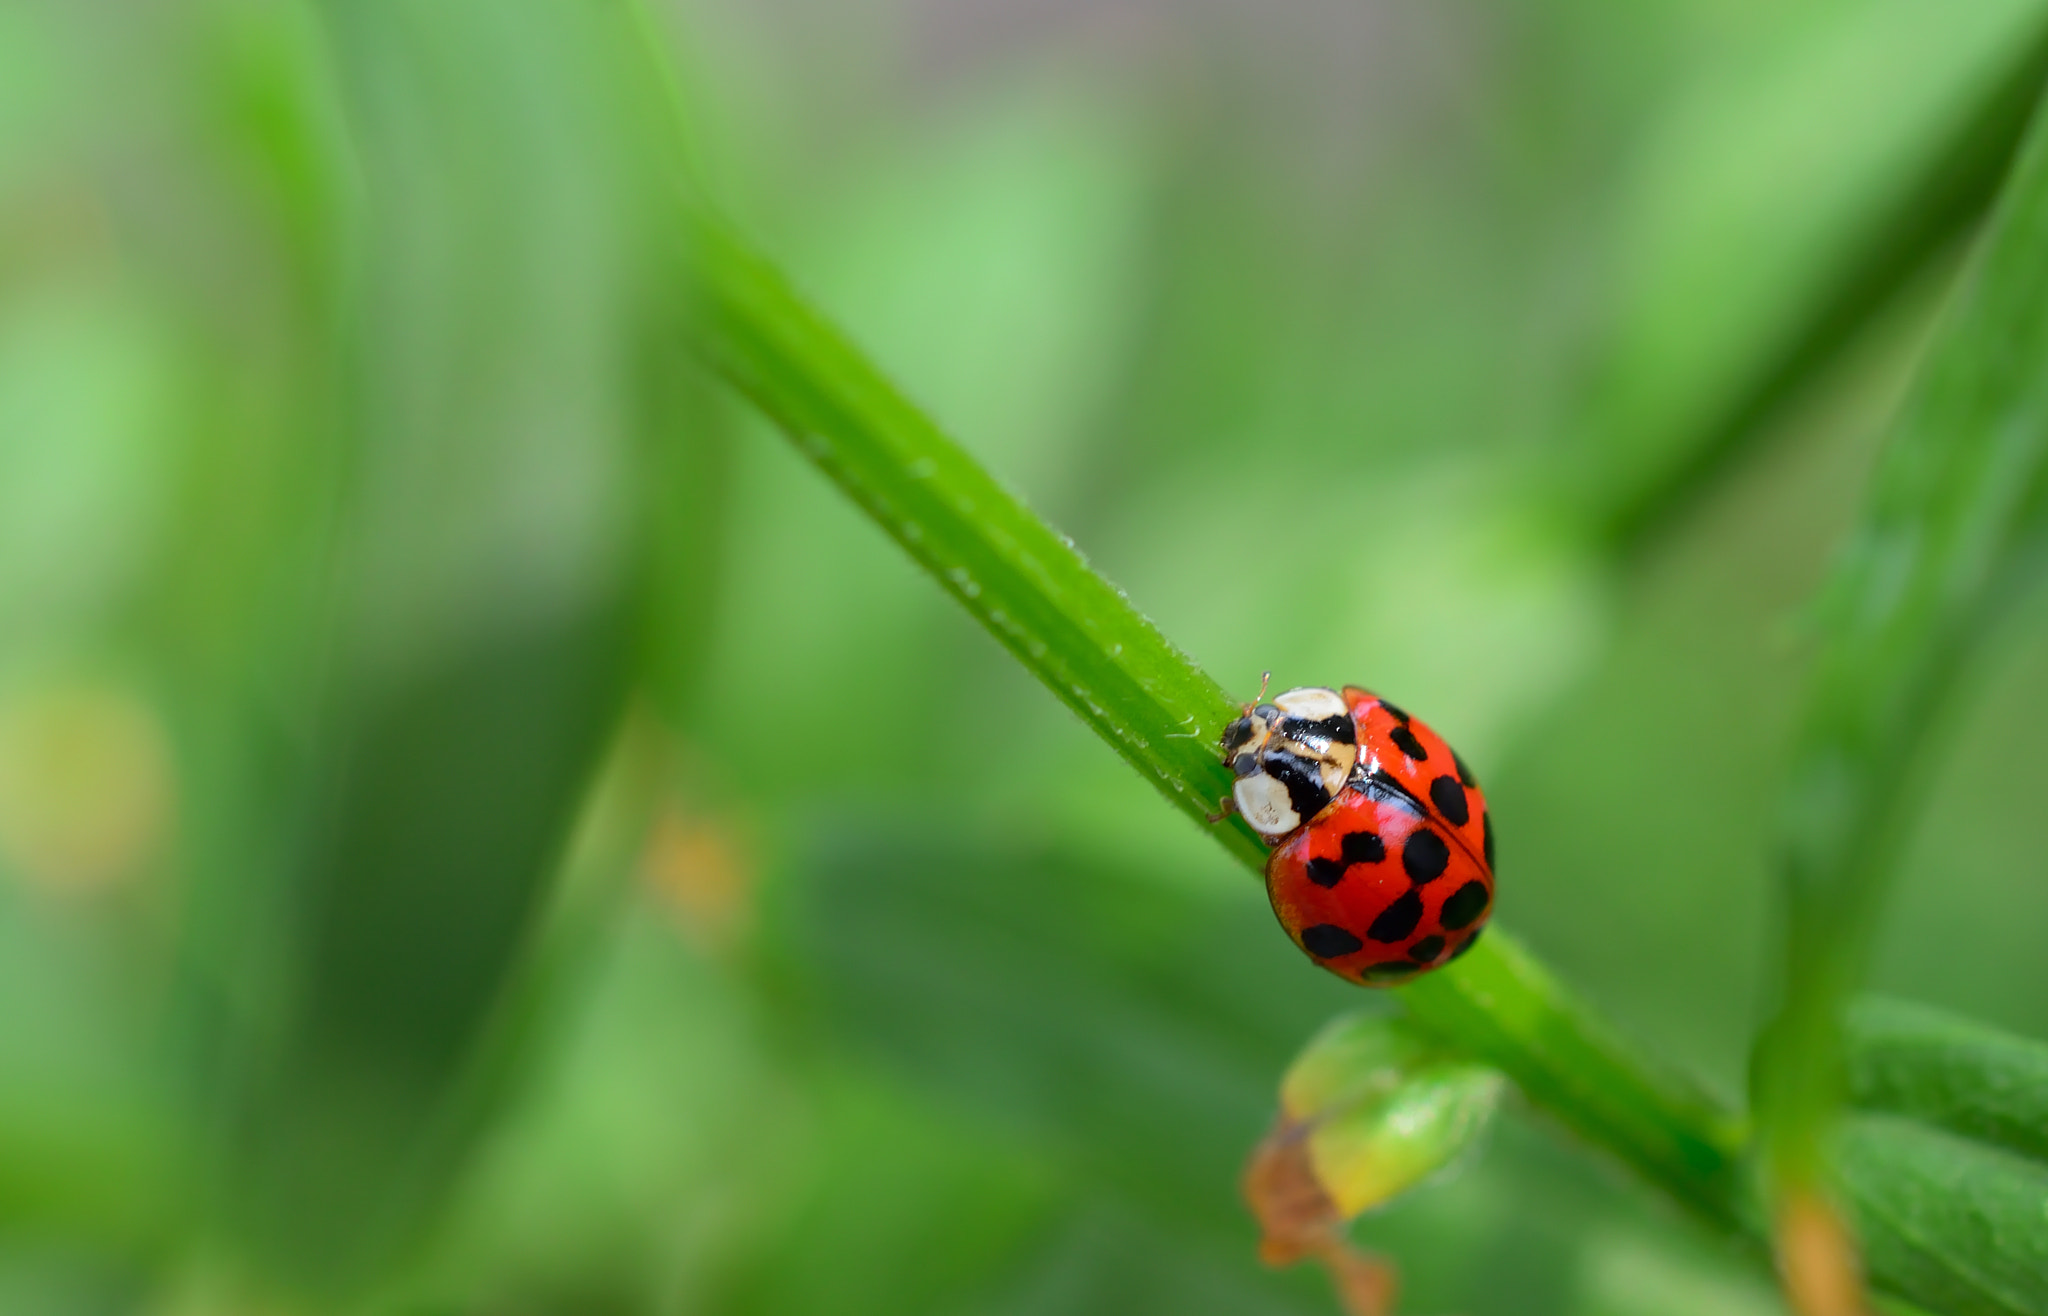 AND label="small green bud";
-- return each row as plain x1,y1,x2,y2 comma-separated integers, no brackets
1252,1012,1504,1229
1246,1015,1504,1314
